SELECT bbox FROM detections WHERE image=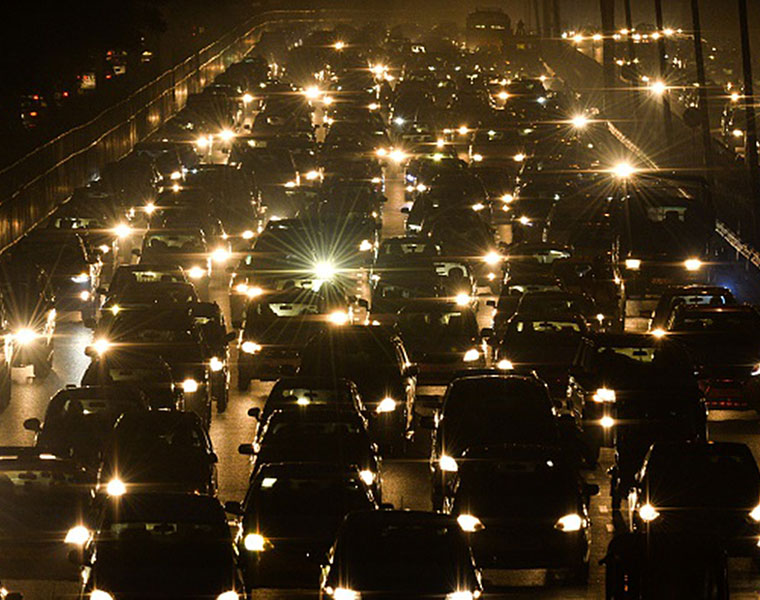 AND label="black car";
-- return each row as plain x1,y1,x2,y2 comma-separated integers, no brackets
449,443,598,582
98,411,218,497
649,284,735,332
429,373,564,510
23,384,149,473
76,493,243,600
320,510,482,600
298,326,418,454
629,441,760,557
191,301,236,413
233,462,378,588
135,229,212,298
